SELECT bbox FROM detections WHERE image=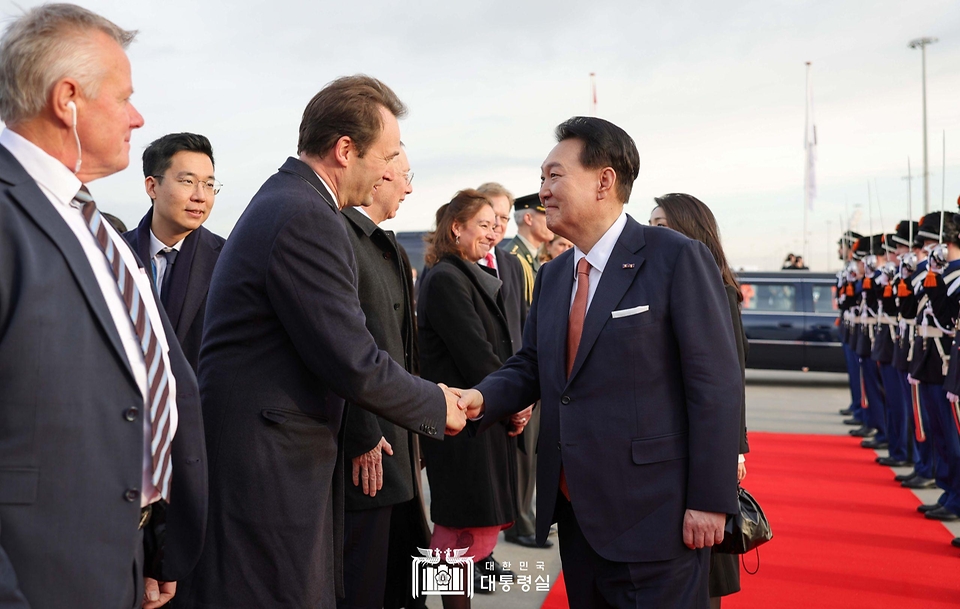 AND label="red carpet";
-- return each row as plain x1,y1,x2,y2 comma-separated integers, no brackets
542,432,960,608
